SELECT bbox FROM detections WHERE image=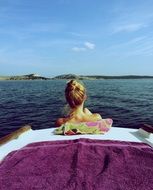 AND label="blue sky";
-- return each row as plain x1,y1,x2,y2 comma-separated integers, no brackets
0,0,153,76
